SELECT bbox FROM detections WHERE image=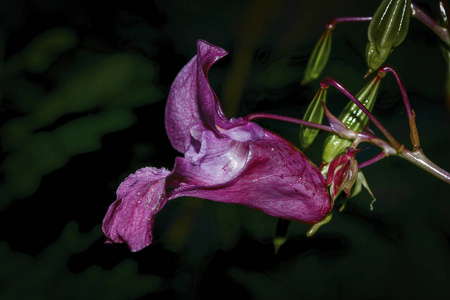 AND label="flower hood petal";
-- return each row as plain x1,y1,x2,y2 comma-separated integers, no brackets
165,40,228,153
165,40,264,154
